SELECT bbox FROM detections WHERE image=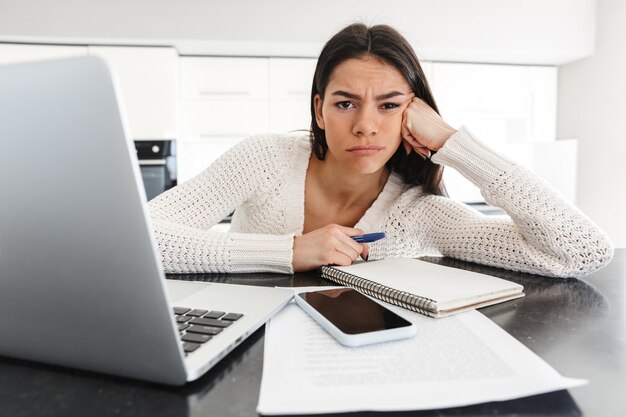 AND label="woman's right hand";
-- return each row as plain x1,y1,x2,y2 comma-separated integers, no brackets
292,224,368,272
401,97,456,159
